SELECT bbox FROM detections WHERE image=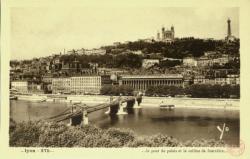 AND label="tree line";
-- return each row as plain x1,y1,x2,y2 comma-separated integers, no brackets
60,53,142,69
106,38,239,59
100,85,134,96
145,84,240,98
100,84,240,98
